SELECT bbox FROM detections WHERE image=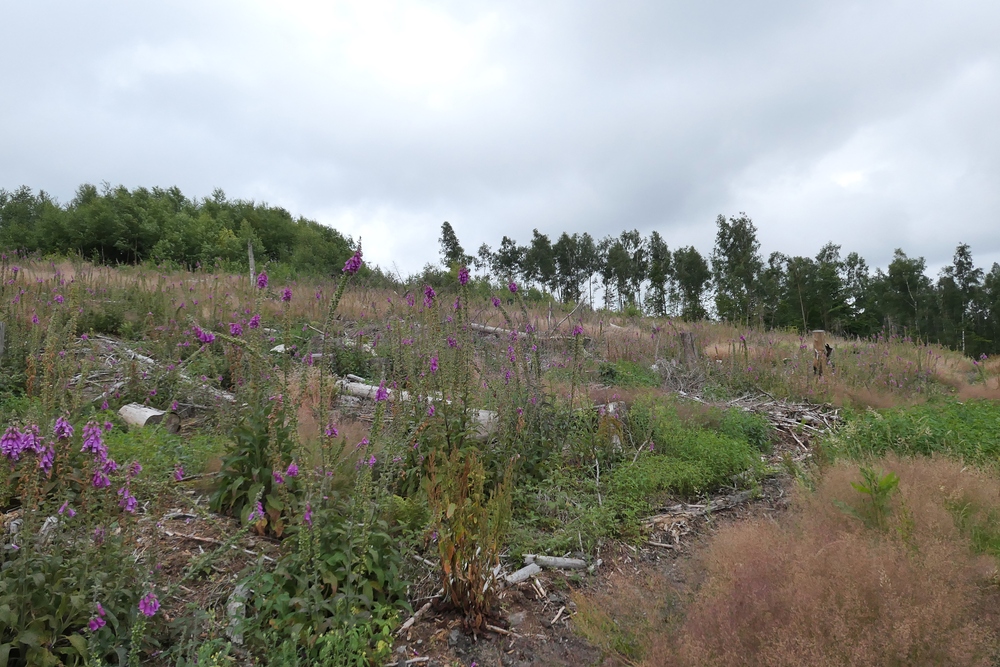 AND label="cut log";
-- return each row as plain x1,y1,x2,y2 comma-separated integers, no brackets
523,554,587,570
118,403,181,434
505,562,542,584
